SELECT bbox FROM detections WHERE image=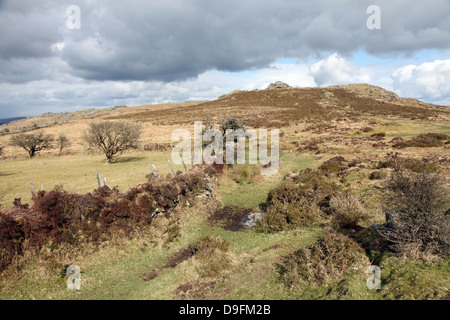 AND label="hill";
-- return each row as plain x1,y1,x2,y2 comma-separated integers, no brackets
2,83,449,131
0,83,449,301
105,83,449,127
1,83,448,154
